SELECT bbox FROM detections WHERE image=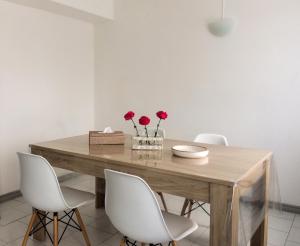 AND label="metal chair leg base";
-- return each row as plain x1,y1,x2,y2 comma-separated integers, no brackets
23,209,90,246
120,236,176,246
181,199,210,217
